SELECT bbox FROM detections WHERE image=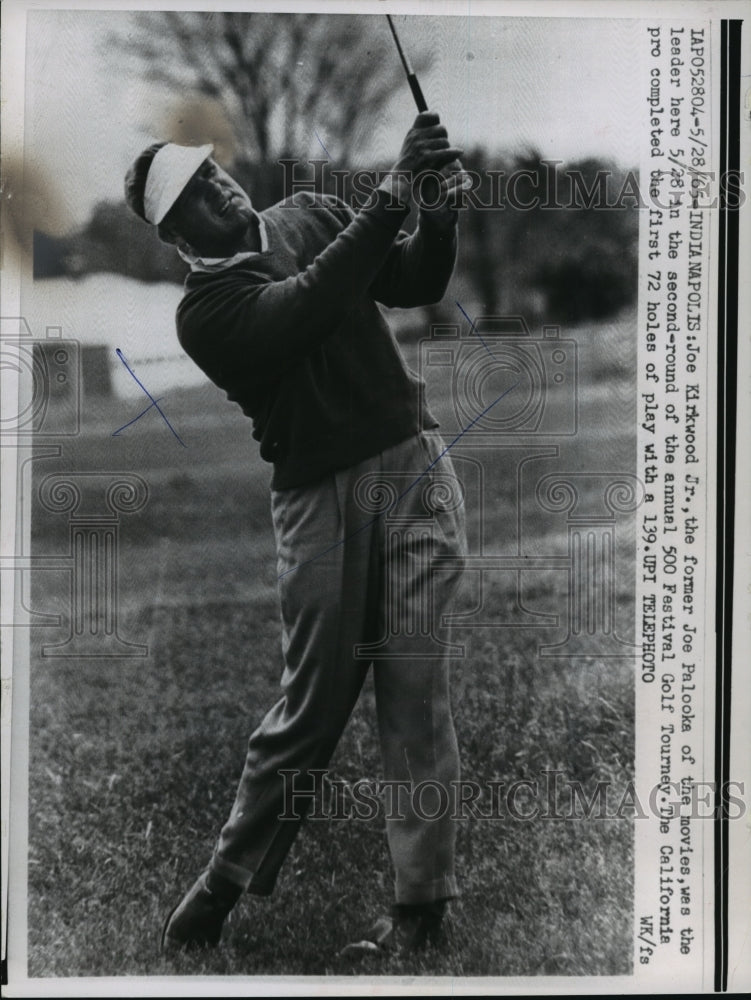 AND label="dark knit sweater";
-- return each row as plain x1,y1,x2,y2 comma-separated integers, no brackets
176,188,457,489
